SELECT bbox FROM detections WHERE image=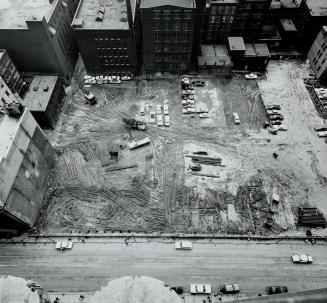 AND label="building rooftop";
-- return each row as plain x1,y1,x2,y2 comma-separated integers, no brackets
22,75,58,112
279,0,302,8
244,43,256,57
253,43,270,57
0,0,57,29
73,0,131,30
141,0,195,9
305,0,327,16
0,113,19,162
0,50,4,60
201,45,216,57
280,18,297,32
228,37,245,51
198,44,232,67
